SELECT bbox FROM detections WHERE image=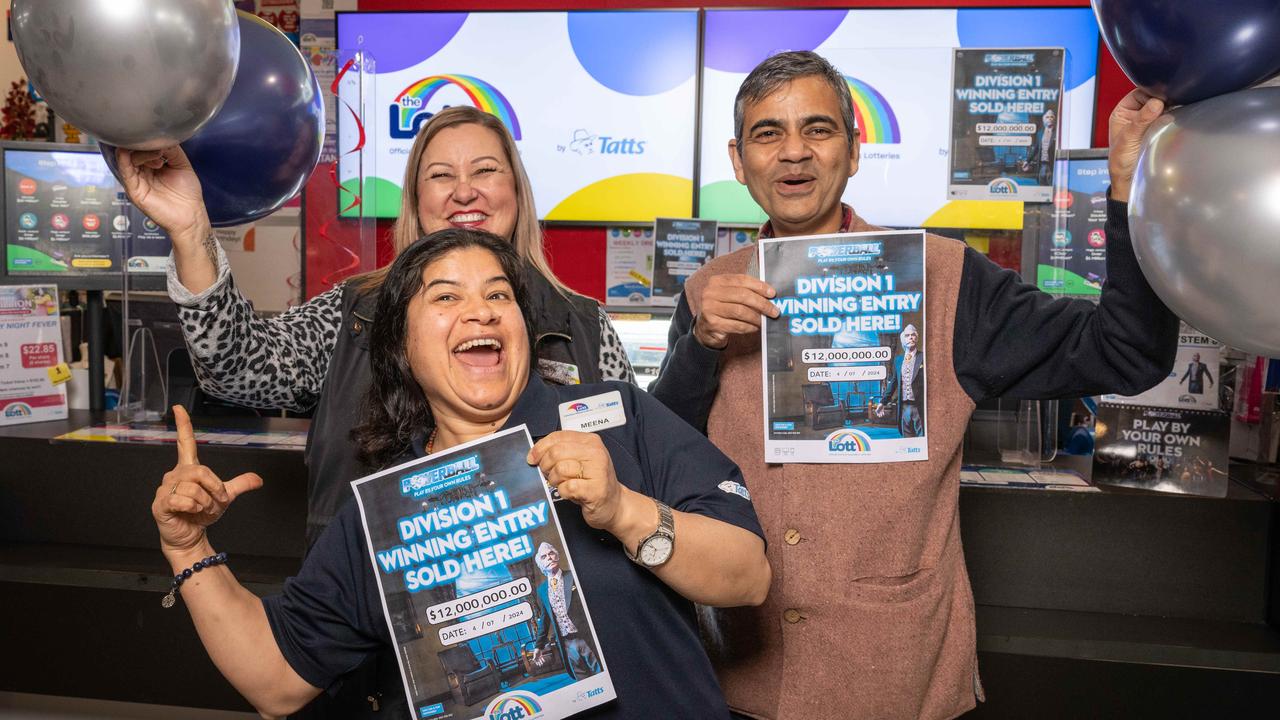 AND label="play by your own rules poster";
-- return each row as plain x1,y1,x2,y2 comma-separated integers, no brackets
759,231,928,463
948,47,1064,202
352,427,615,720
